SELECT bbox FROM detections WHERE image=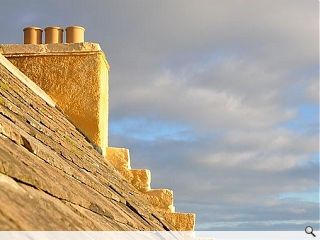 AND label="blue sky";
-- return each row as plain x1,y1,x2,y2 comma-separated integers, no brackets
110,117,195,142
0,0,318,231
